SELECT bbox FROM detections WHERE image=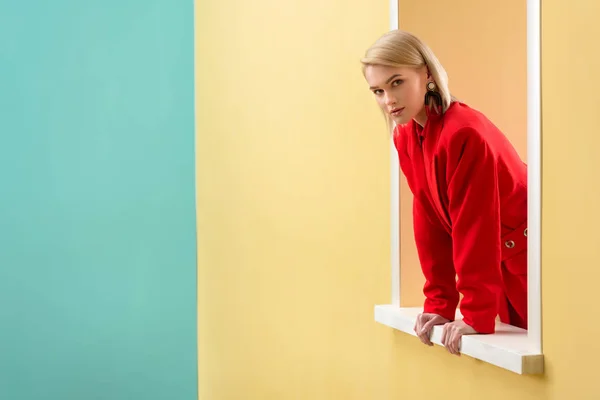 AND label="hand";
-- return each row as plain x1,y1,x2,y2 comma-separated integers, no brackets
414,313,450,346
441,320,478,356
